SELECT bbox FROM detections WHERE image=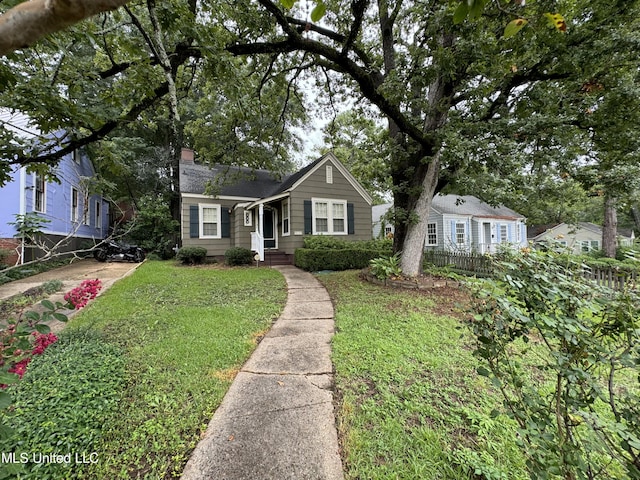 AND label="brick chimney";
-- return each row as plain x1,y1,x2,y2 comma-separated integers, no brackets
180,148,194,164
